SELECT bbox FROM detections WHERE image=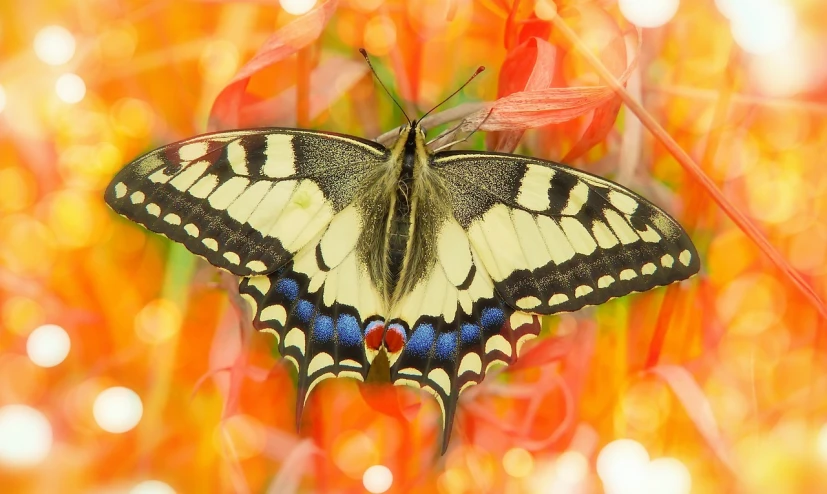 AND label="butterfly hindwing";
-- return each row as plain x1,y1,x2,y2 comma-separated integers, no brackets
432,151,700,315
104,128,387,276
238,204,386,425
387,218,541,452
